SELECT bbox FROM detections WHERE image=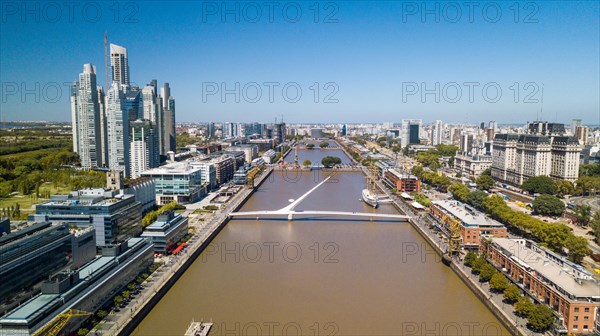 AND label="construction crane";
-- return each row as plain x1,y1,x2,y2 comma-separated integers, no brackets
34,309,93,336
440,213,462,256
246,166,264,189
